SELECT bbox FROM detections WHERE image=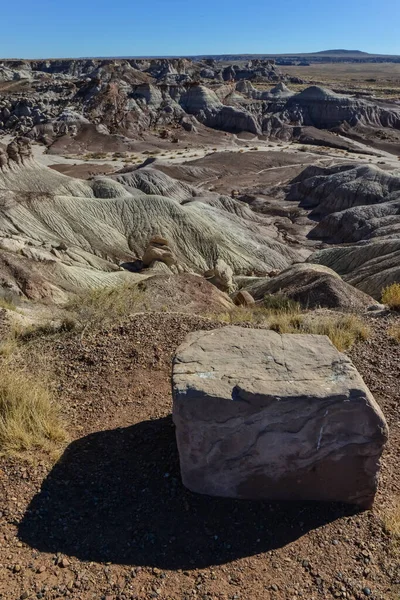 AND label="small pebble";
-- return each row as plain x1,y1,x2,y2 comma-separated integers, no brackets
59,557,70,568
